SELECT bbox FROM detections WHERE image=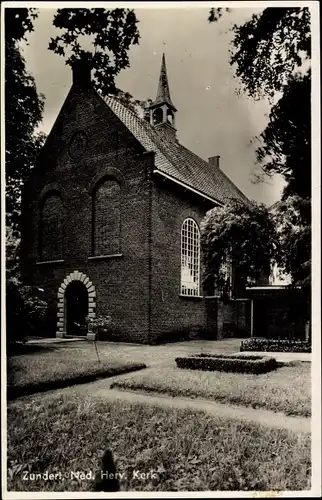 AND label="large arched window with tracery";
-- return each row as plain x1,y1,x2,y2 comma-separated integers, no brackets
93,178,121,256
40,192,63,261
180,218,200,296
